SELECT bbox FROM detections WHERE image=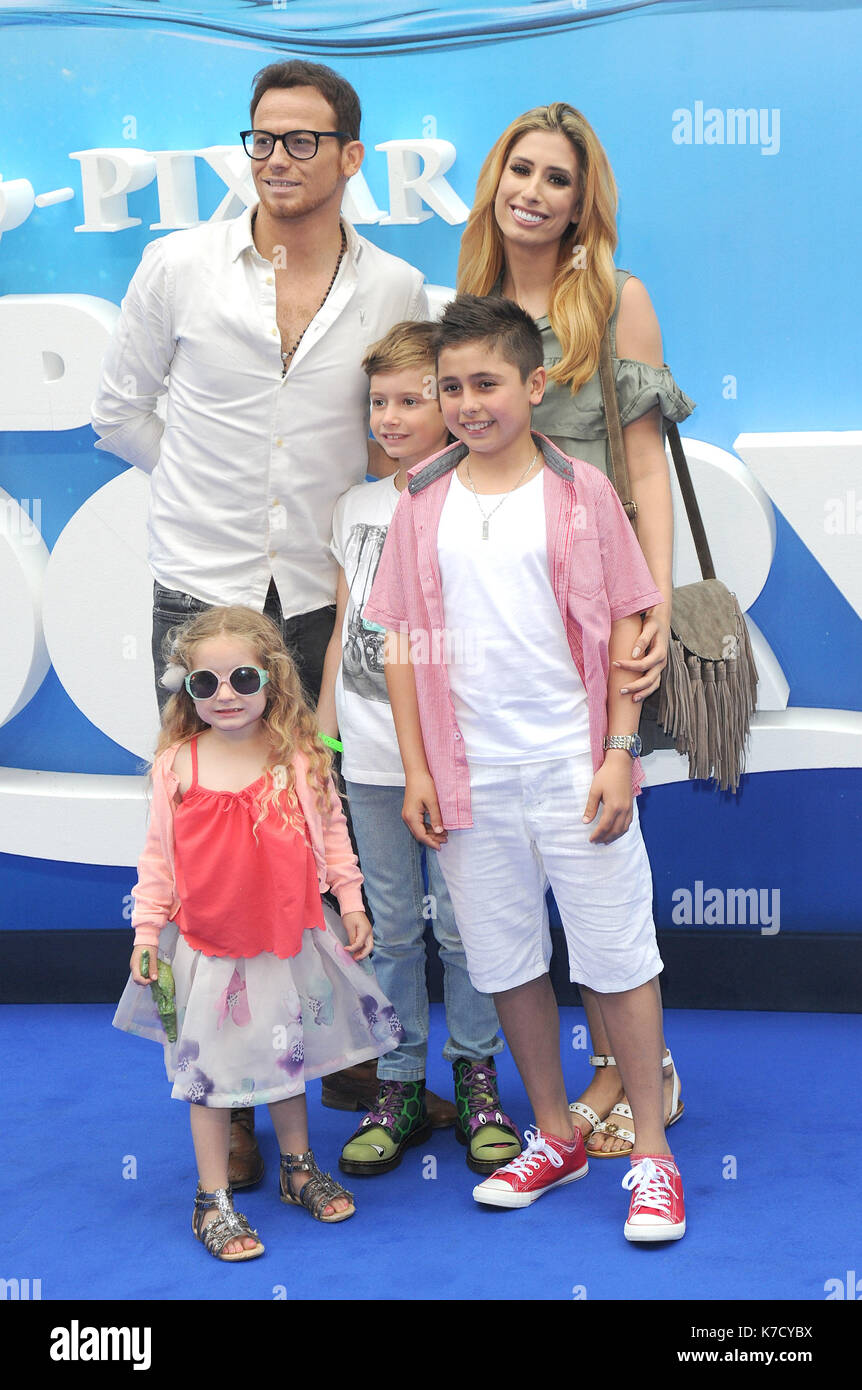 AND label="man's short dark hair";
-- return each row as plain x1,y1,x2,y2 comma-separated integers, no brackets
250,60,361,141
434,295,543,381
